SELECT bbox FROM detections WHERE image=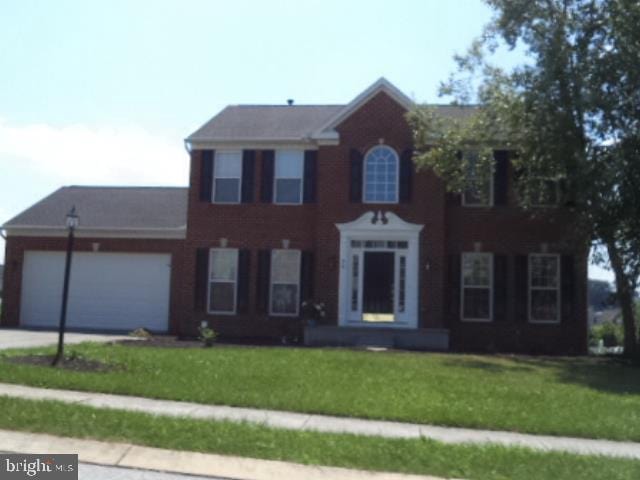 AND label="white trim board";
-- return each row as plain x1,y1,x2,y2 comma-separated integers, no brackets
336,211,423,329
4,227,186,240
